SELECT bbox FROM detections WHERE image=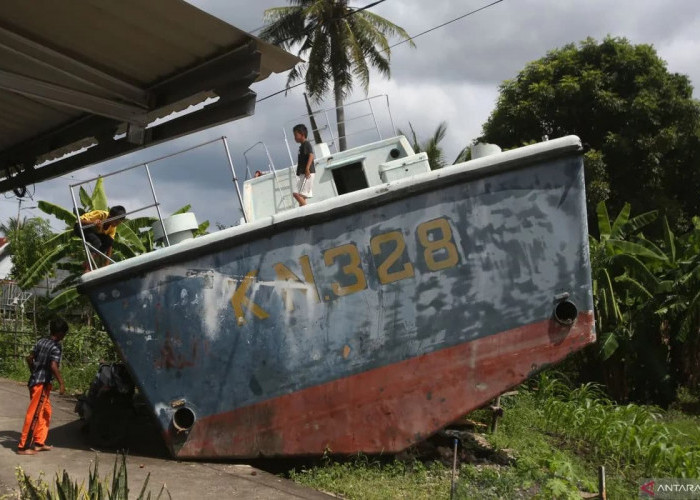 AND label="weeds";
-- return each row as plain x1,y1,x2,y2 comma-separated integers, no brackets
0,325,117,393
538,375,700,478
15,452,169,500
289,454,451,499
289,373,699,499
